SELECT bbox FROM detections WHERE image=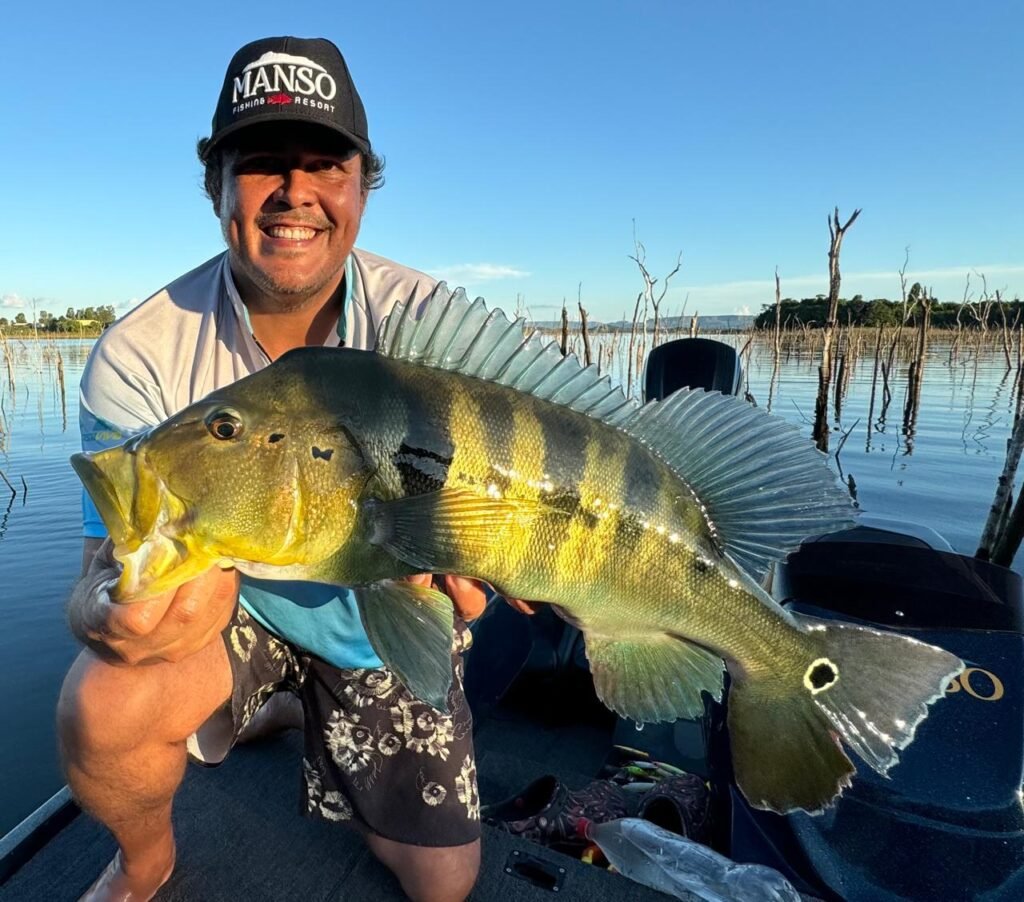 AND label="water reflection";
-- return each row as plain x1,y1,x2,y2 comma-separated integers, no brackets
2,330,1024,835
